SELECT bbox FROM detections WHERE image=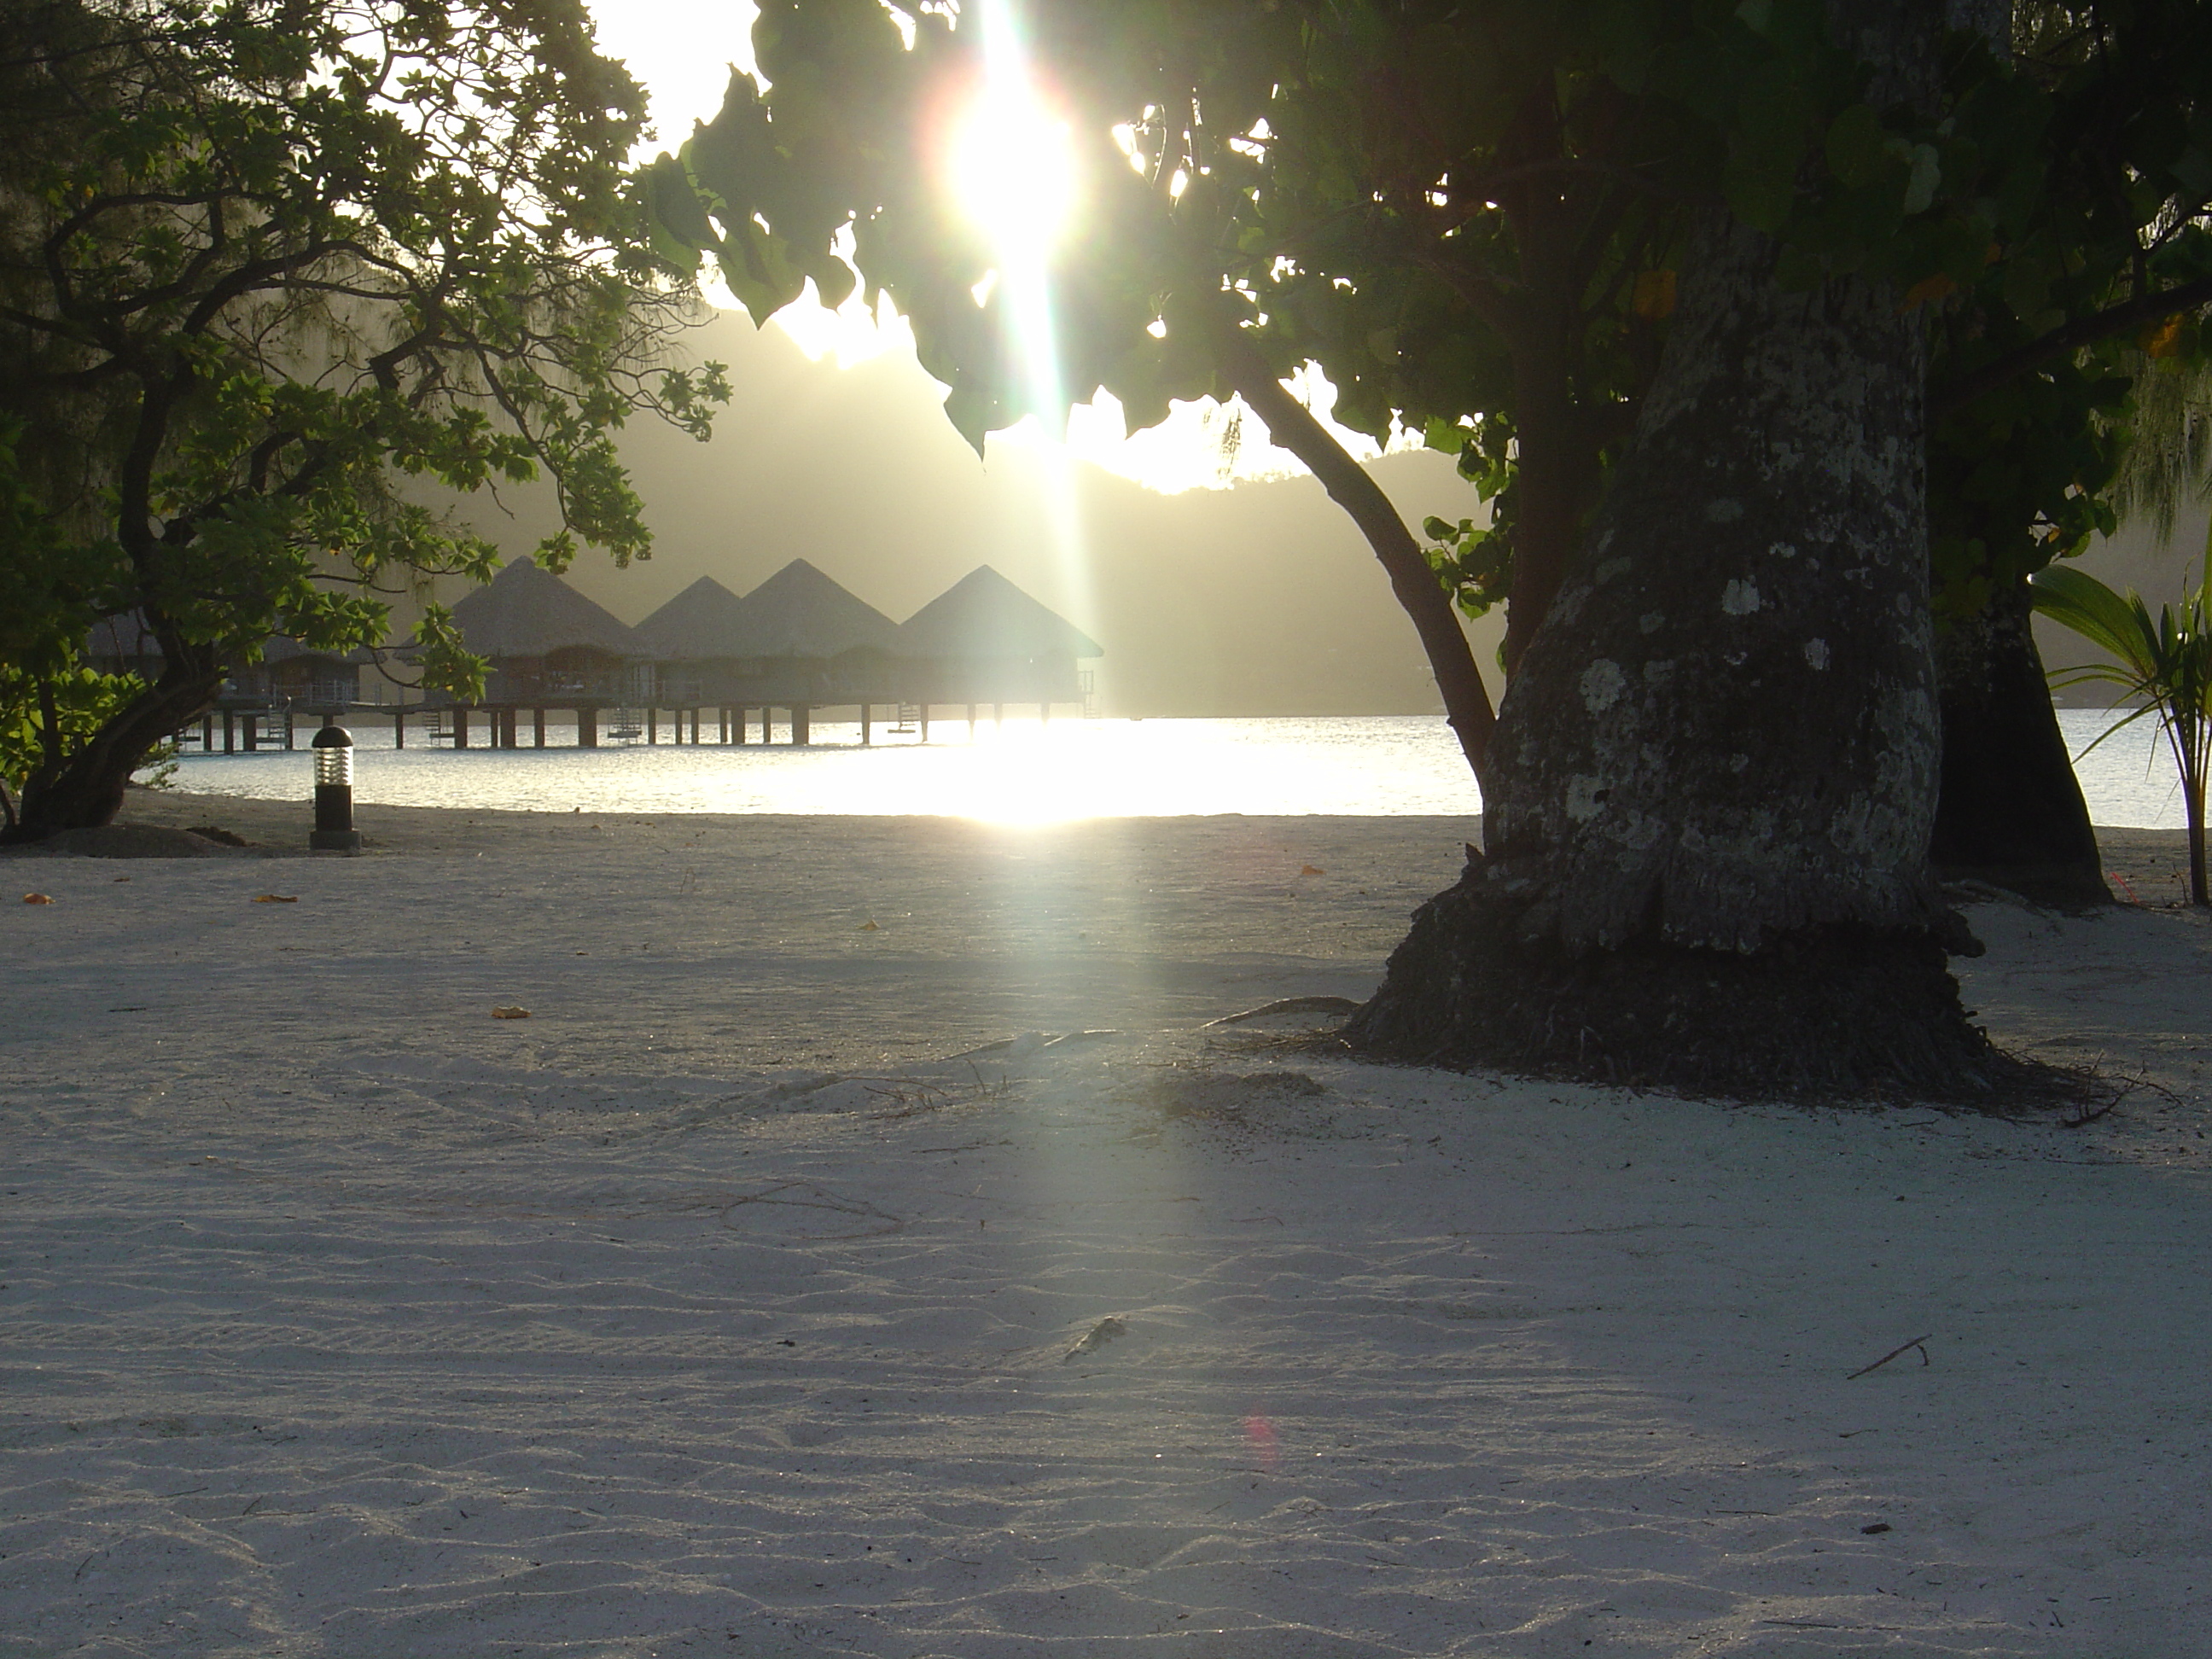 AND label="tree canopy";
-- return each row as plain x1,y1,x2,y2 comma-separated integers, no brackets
0,0,726,837
655,0,2212,689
